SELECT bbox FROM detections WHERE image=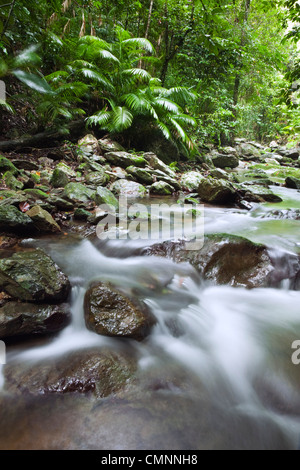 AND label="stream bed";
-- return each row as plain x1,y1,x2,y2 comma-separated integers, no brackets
0,186,300,450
